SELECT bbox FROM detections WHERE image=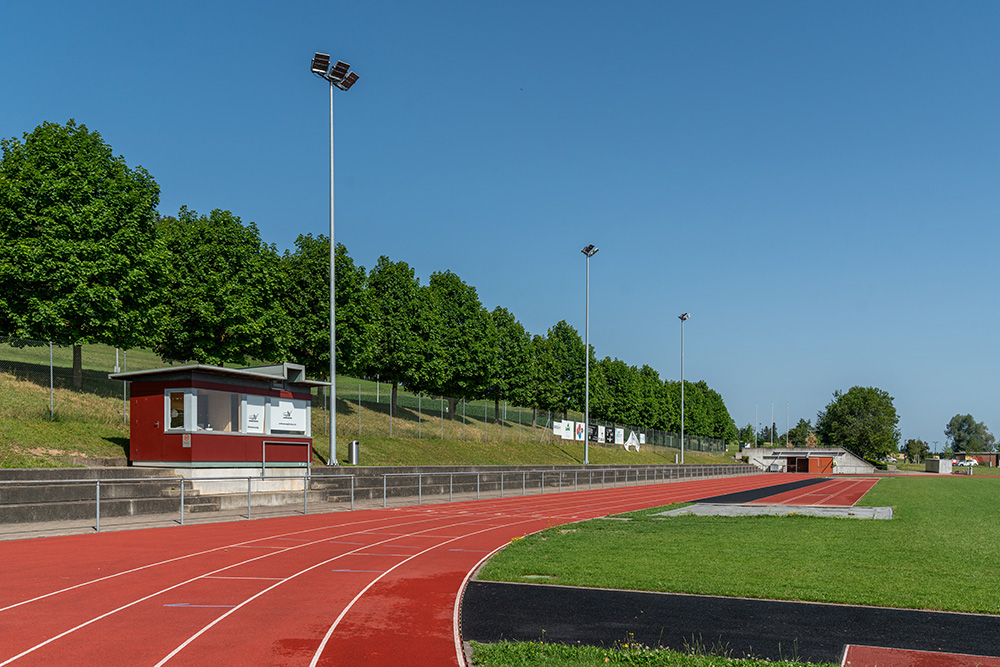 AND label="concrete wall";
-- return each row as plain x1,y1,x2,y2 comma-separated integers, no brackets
925,458,953,474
